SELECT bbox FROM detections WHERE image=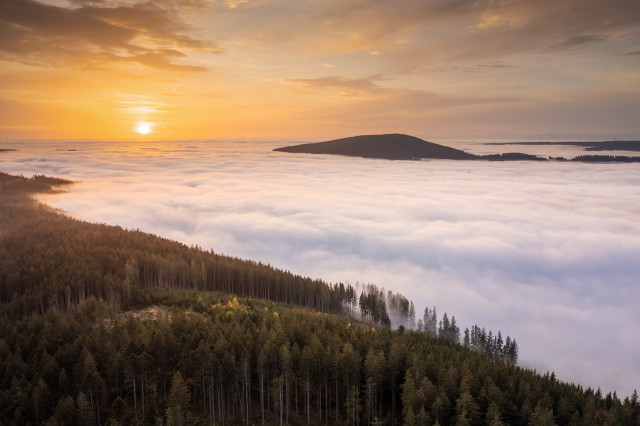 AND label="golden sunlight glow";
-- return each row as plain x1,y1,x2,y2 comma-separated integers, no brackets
0,0,638,141
135,122,153,135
